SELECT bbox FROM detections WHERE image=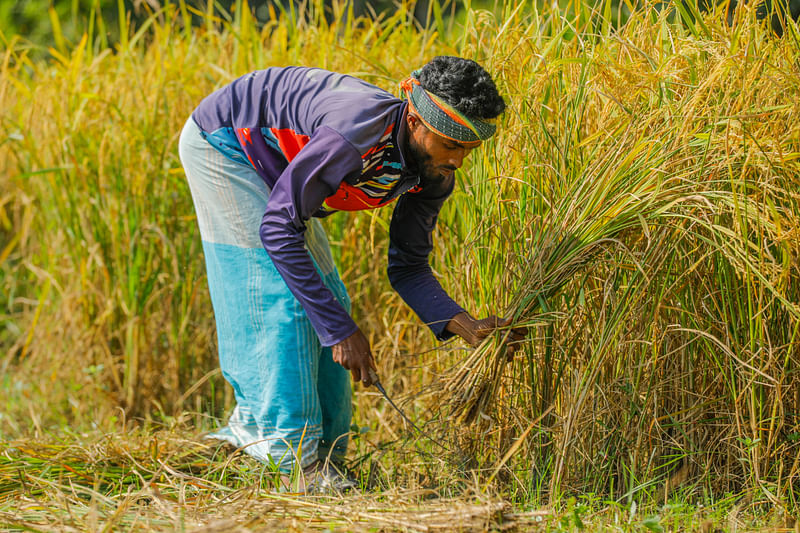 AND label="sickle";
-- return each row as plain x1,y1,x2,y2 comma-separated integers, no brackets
368,368,451,452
